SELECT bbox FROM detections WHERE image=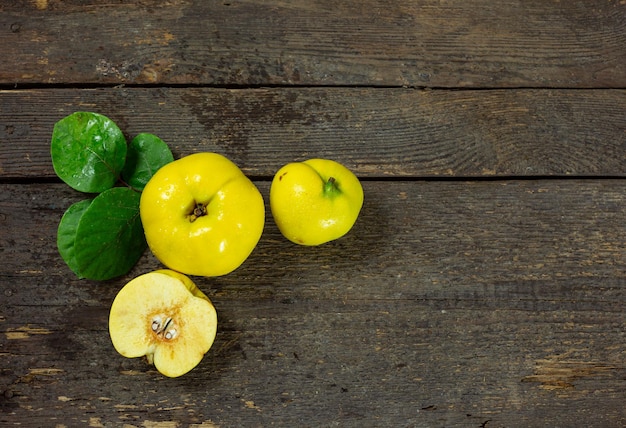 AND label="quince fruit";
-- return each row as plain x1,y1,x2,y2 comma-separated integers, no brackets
108,270,217,377
140,152,265,276
270,158,363,245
